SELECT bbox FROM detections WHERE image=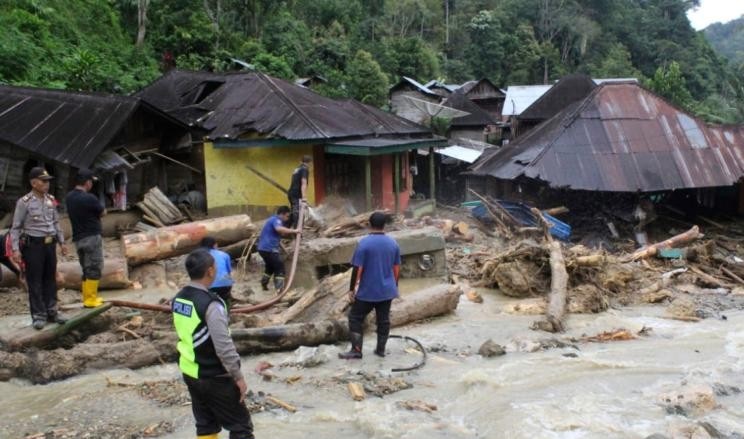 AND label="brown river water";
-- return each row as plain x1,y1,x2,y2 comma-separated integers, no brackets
1,280,743,438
